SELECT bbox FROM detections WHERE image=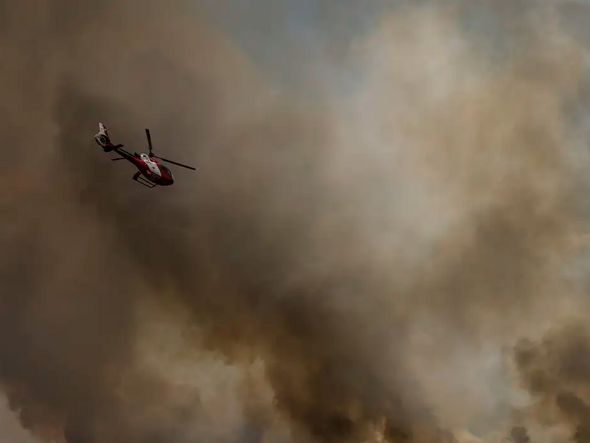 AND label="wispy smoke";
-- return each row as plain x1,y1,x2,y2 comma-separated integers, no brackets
2,1,590,443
